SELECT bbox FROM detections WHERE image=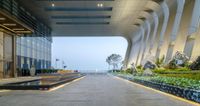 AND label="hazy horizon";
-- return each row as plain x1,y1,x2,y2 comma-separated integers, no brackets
52,37,128,72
